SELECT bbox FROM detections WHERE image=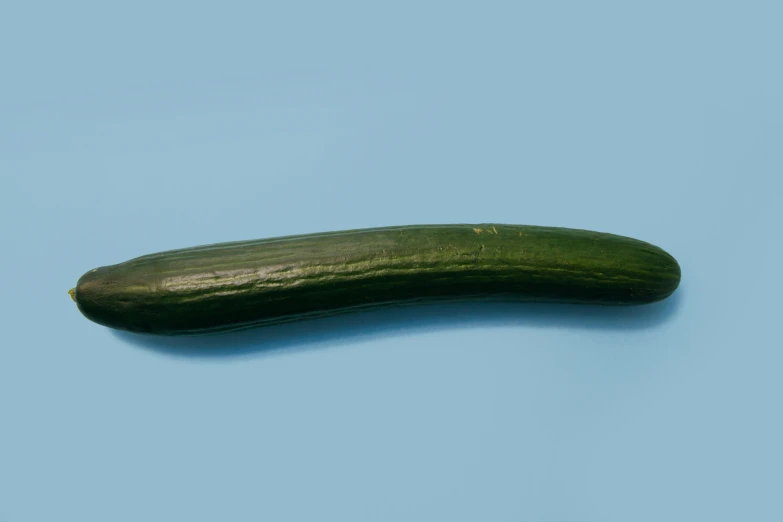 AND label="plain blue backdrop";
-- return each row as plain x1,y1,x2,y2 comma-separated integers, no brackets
2,1,781,520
